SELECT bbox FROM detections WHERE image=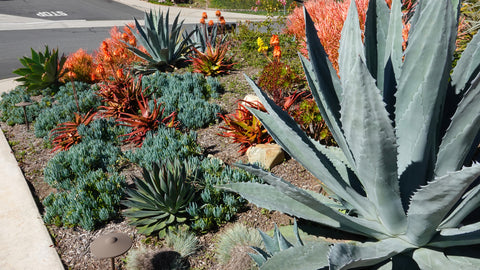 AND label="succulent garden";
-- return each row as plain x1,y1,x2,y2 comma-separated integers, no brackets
1,0,480,269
